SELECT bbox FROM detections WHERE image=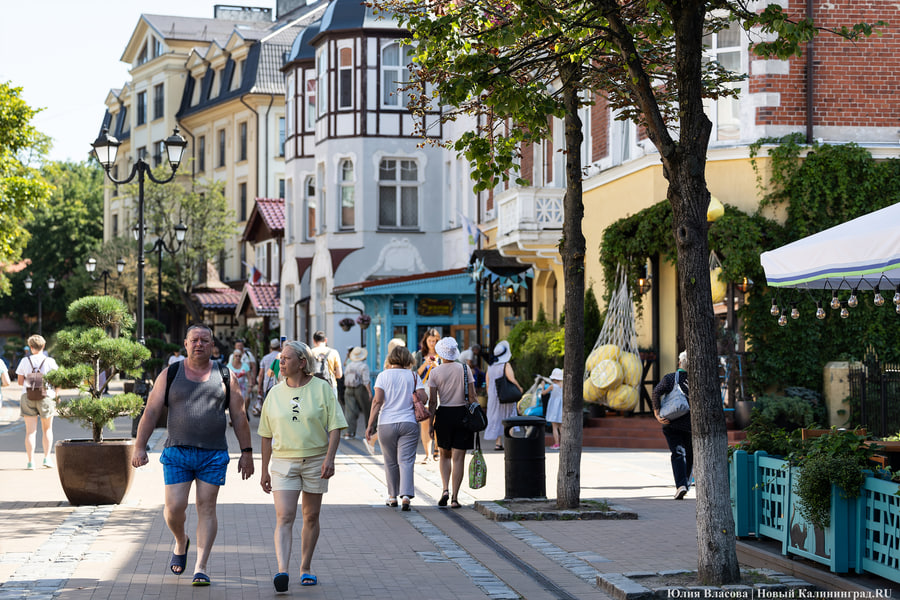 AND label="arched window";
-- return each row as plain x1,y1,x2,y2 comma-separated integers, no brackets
340,159,355,229
381,42,412,108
